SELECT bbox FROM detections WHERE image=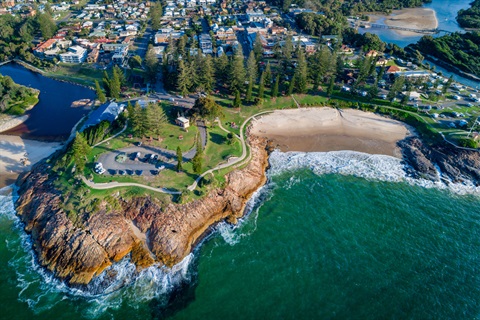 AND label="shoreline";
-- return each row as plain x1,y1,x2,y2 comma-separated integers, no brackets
0,135,62,188
11,106,480,288
250,108,413,158
368,7,438,36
